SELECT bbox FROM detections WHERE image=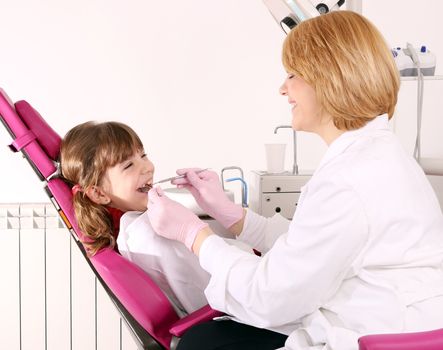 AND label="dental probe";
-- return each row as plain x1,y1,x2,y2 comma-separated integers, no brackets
153,168,210,185
139,168,210,193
